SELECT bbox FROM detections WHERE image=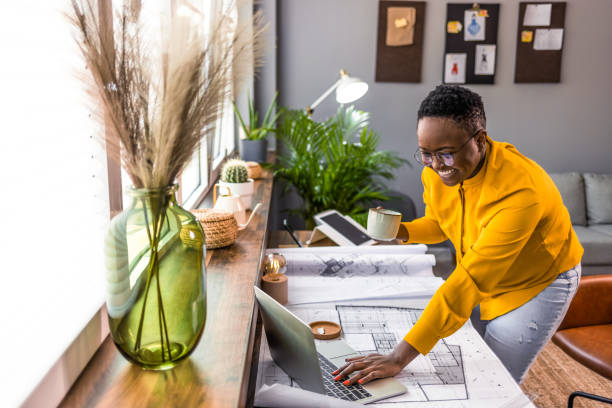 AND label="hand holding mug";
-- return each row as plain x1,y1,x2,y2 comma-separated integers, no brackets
367,207,402,241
